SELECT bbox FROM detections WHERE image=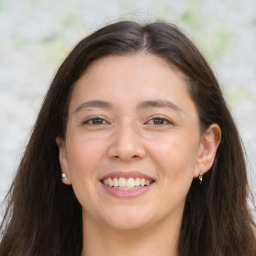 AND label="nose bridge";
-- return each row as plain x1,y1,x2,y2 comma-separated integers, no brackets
108,118,145,160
